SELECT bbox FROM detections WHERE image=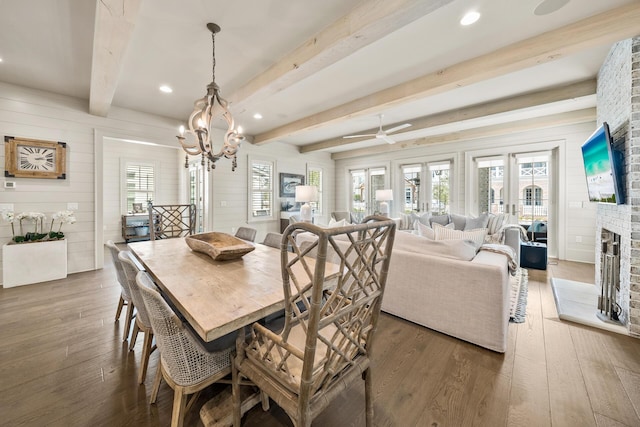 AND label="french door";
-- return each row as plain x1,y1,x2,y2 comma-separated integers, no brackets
401,160,452,214
349,167,387,219
473,150,552,237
